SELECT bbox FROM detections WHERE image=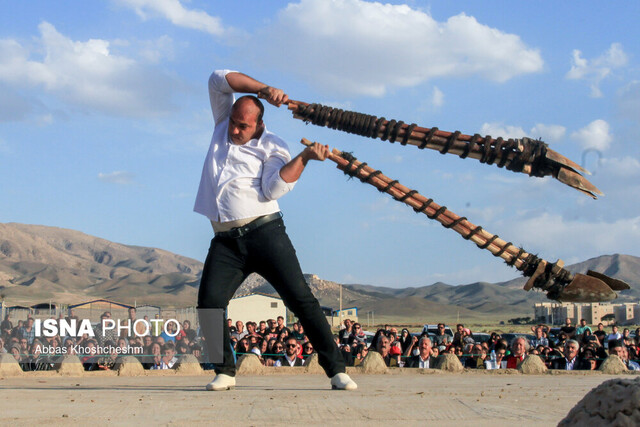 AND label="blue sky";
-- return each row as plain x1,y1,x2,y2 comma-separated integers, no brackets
1,1,639,288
